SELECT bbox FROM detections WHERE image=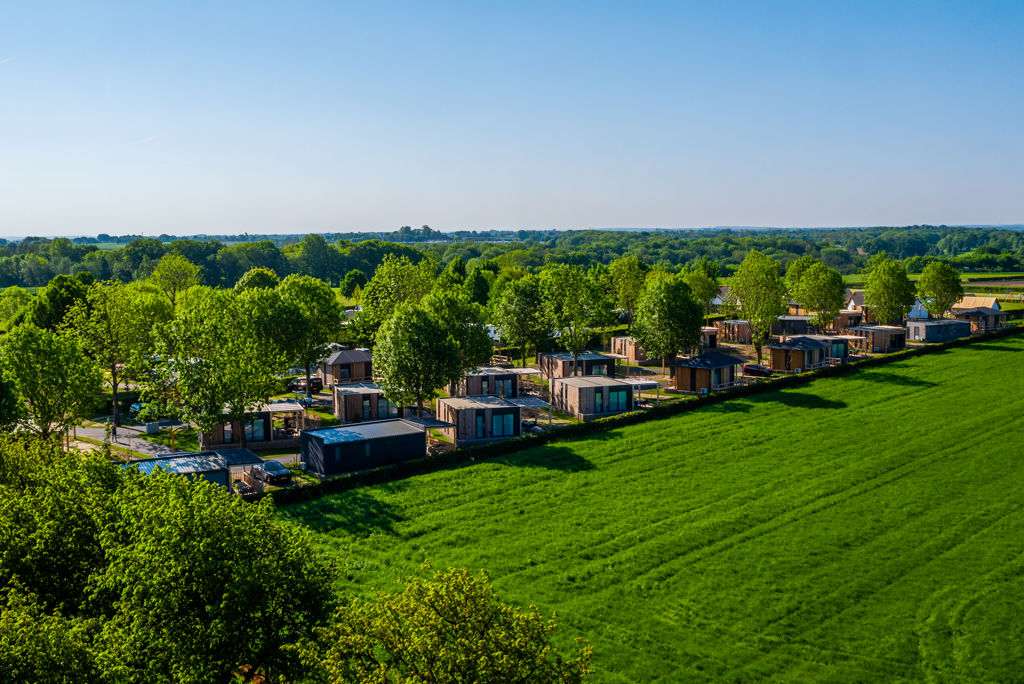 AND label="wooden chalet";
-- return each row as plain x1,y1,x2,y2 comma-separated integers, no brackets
907,319,971,343
550,376,635,421
538,351,615,379
202,400,305,451
767,336,830,373
332,383,403,423
772,315,815,336
847,325,907,353
950,307,1008,333
670,352,744,394
715,319,752,344
447,366,540,398
436,395,524,446
317,348,372,386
